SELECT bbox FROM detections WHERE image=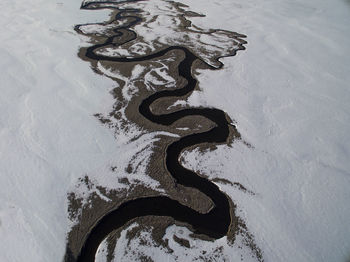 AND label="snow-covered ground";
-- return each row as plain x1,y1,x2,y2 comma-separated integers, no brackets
180,0,350,261
0,0,119,261
0,0,349,261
